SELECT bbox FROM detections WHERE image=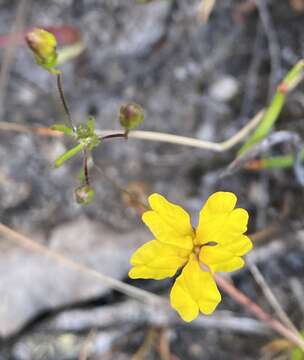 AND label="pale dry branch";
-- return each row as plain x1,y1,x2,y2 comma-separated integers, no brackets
1,223,303,349
248,260,299,334
214,274,304,351
0,109,264,152
0,223,162,306
96,110,264,152
42,300,270,335
197,0,216,23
